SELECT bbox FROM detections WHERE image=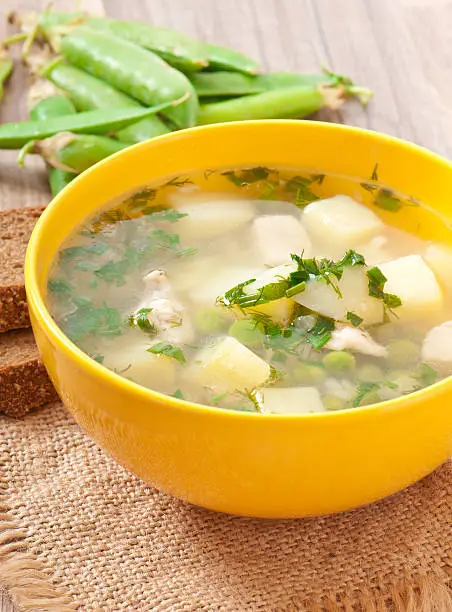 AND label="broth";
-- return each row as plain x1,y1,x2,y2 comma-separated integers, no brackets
47,166,452,414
